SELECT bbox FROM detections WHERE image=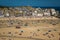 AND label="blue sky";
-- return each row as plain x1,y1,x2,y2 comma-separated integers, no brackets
0,0,60,7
